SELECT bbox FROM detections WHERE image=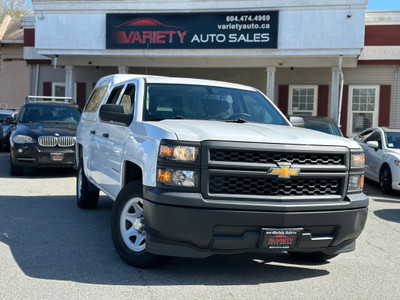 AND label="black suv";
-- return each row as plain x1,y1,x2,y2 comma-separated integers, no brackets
9,96,81,175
